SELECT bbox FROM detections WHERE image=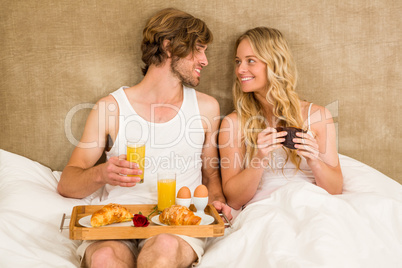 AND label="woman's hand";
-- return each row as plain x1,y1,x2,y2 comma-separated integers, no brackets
100,154,142,187
294,132,320,164
254,127,287,165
